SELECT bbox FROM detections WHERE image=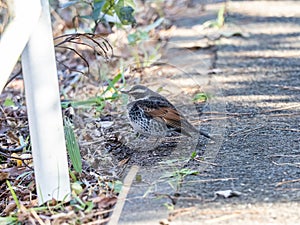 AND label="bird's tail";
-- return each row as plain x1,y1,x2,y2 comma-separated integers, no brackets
198,130,214,140
181,120,214,140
